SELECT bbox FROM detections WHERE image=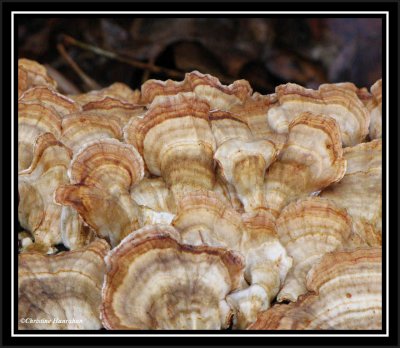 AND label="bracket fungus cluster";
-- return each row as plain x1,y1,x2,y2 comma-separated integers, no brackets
18,58,382,330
